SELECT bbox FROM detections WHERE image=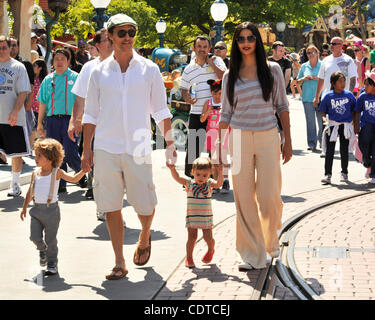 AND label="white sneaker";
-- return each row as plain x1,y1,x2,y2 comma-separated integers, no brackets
340,173,348,182
238,262,254,271
370,178,375,184
321,175,331,184
96,211,106,221
7,182,21,197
